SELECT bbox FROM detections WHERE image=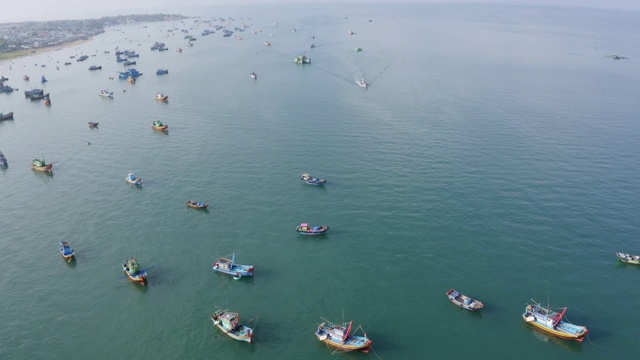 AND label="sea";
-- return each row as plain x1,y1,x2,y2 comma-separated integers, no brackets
0,3,639,359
